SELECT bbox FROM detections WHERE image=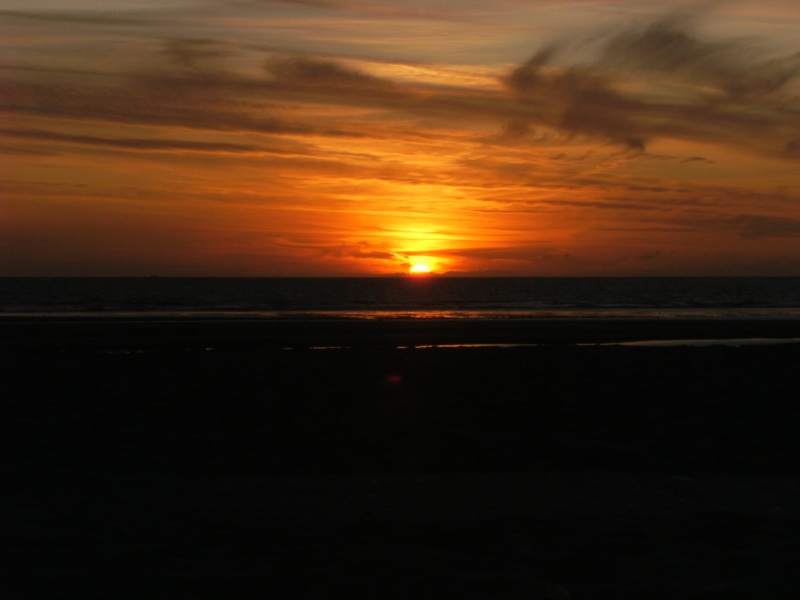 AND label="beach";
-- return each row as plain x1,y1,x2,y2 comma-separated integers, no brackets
4,321,800,597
